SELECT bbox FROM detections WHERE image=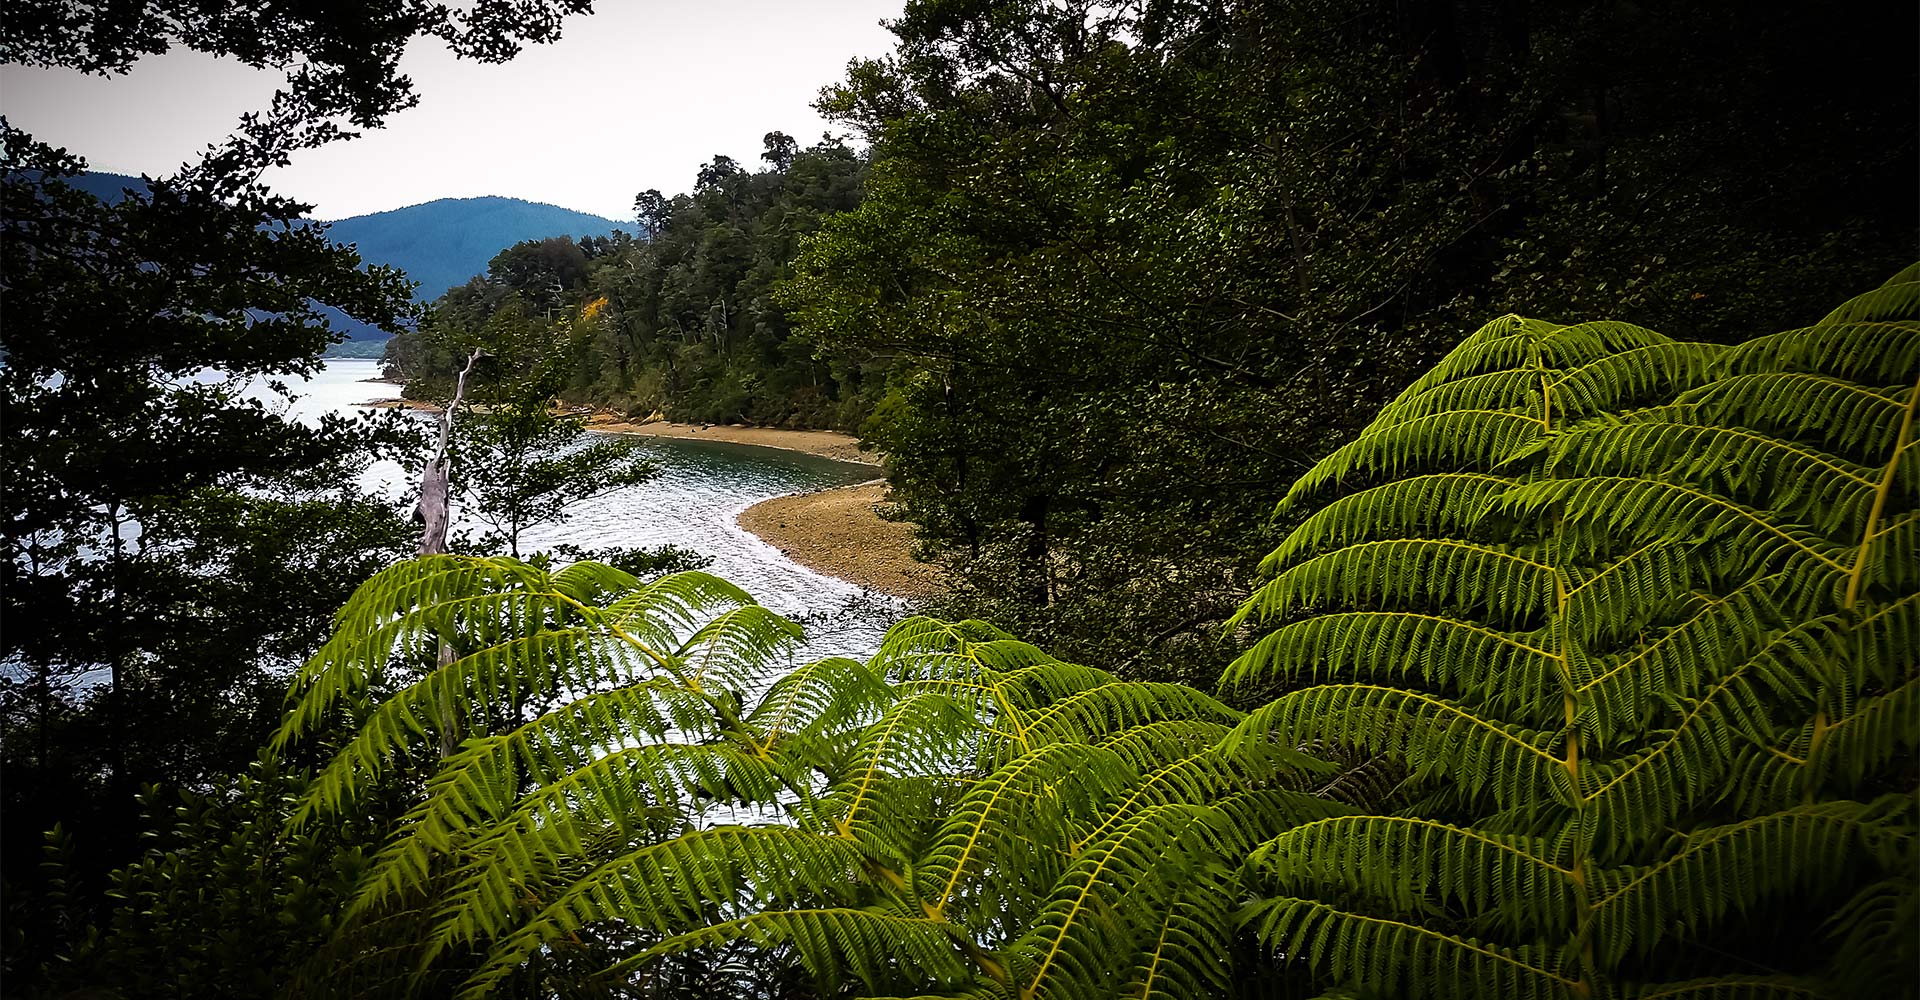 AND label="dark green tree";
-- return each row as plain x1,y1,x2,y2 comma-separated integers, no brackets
787,0,1917,686
384,137,871,428
454,403,658,558
762,130,799,170
696,154,744,191
0,0,599,987
634,187,670,239
0,124,420,862
400,288,666,560
485,236,592,315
